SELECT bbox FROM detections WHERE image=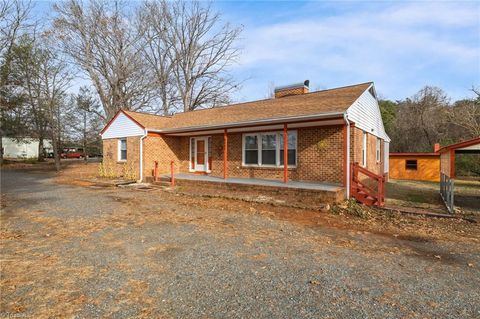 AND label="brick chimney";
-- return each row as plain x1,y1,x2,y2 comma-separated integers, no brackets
434,143,440,152
274,80,310,98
